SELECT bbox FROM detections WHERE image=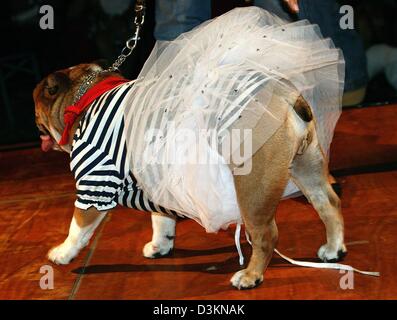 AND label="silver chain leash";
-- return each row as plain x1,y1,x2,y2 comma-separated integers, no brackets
73,0,146,105
107,0,146,72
